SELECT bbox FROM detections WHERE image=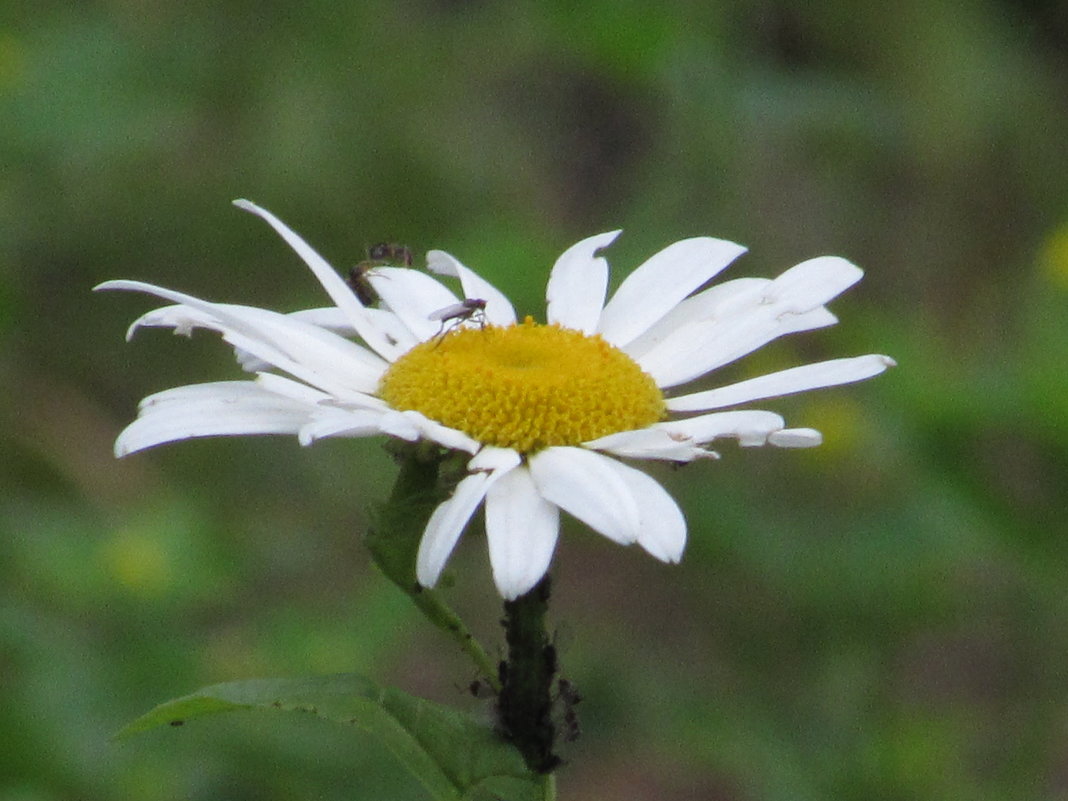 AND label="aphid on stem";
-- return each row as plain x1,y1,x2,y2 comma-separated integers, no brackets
466,678,497,700
555,678,582,743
